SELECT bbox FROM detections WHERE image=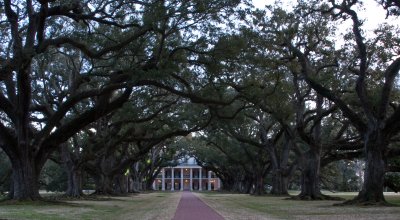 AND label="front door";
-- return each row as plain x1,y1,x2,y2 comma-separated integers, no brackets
183,180,190,190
